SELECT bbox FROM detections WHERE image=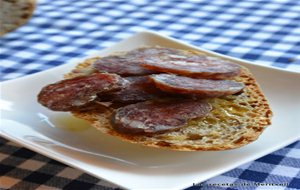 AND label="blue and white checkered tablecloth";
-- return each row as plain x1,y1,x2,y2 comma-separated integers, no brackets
0,0,299,189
